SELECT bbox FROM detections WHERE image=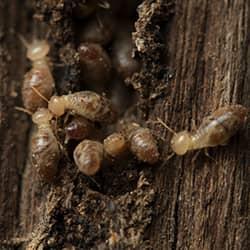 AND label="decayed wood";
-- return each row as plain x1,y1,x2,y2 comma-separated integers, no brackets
0,0,249,249
0,0,31,243
144,0,250,249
